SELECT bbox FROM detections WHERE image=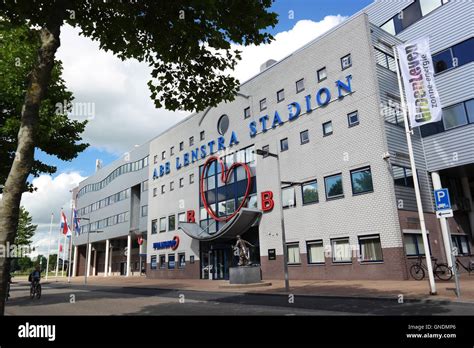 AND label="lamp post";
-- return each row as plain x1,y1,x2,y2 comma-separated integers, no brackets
84,228,103,285
254,148,290,293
